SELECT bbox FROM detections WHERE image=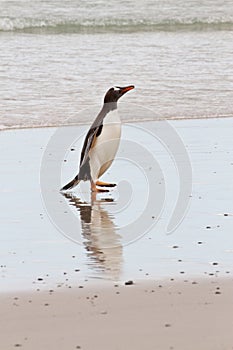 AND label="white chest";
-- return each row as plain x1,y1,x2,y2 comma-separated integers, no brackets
102,109,121,140
89,109,121,180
